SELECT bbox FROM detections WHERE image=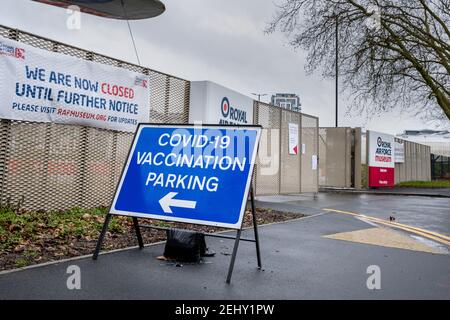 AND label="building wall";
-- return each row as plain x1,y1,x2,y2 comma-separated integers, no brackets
397,132,450,157
271,94,302,113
